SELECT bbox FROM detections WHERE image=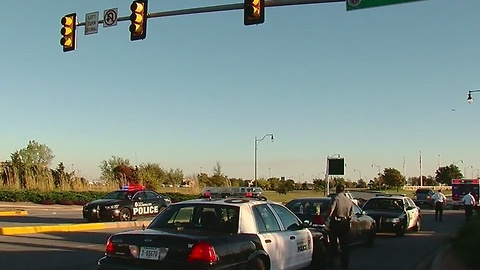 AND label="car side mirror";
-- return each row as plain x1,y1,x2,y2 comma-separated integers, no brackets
406,206,414,210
